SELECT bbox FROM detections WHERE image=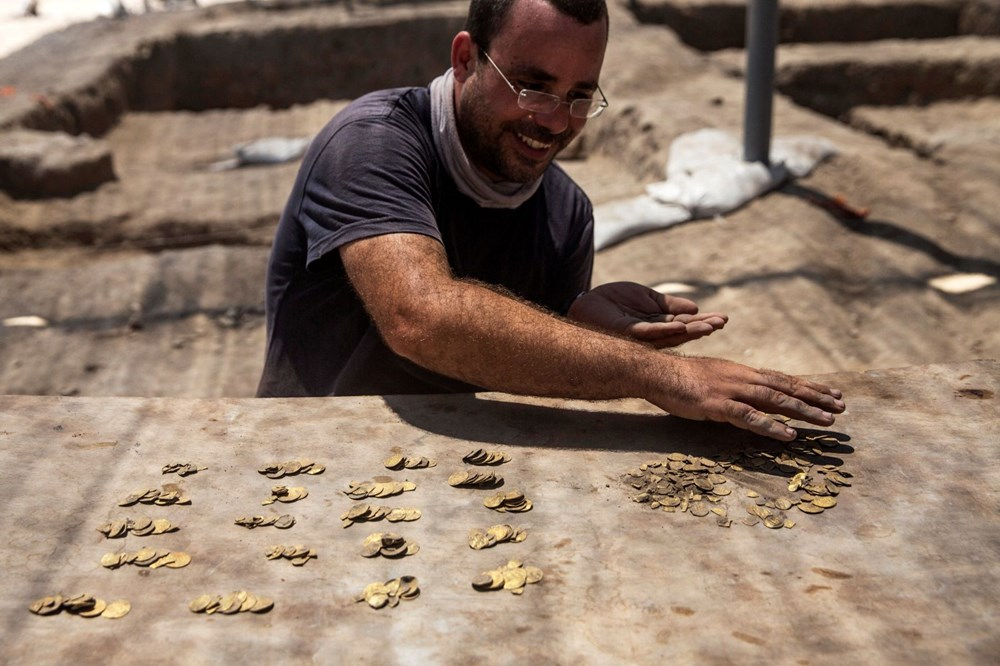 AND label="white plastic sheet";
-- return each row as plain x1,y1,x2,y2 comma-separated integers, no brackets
593,129,837,250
